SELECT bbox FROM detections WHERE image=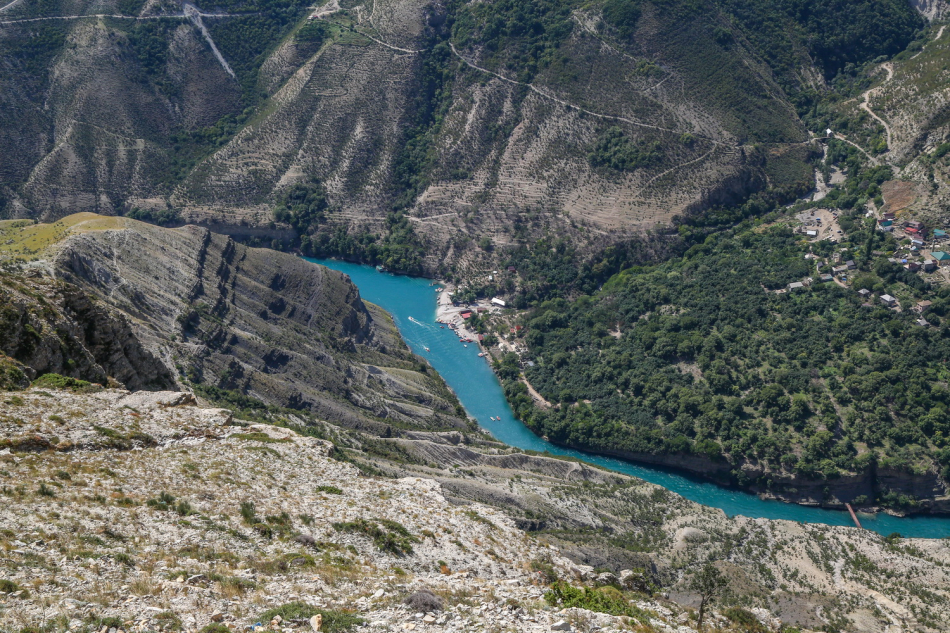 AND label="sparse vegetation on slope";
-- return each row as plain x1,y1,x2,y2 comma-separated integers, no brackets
0,0,874,272
4,386,950,632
